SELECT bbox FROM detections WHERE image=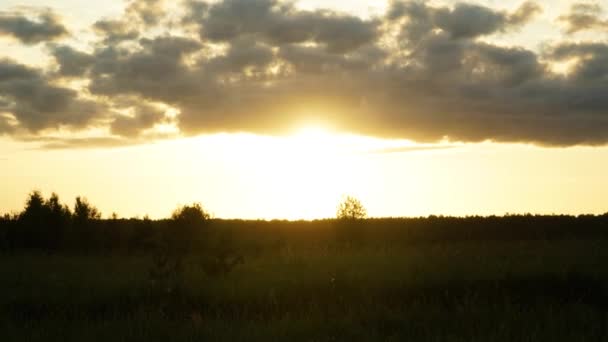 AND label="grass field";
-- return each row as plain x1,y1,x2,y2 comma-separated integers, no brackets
2,234,608,341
